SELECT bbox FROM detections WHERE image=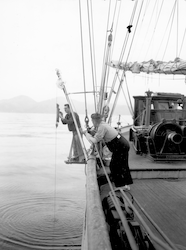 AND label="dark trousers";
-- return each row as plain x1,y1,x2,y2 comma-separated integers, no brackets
106,135,133,187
